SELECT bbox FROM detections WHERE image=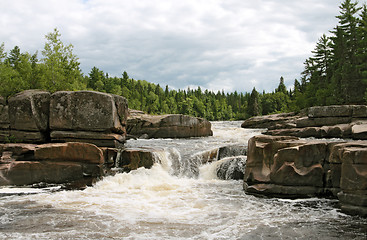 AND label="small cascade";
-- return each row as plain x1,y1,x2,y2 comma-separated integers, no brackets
149,143,248,180
215,156,247,180
114,149,122,168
